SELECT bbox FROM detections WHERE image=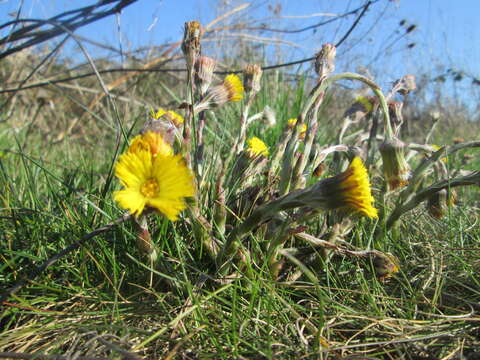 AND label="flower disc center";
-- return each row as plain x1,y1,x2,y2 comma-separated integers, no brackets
141,178,159,198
